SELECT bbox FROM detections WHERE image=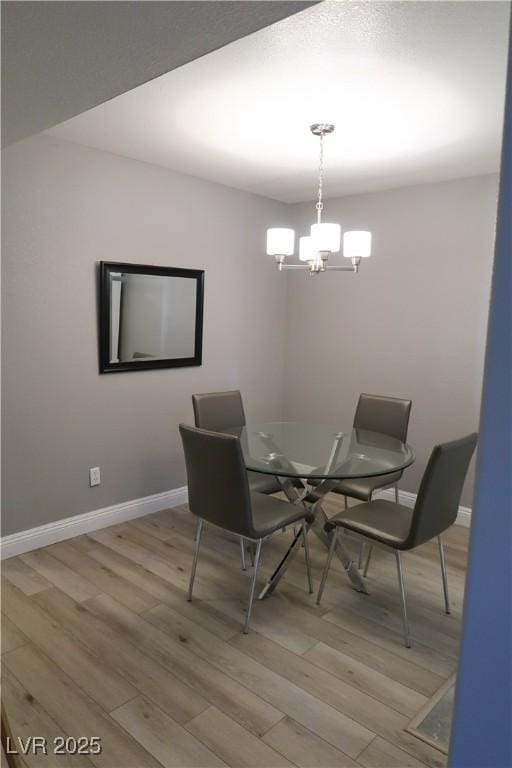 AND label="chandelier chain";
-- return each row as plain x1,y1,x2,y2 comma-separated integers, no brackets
316,131,324,224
